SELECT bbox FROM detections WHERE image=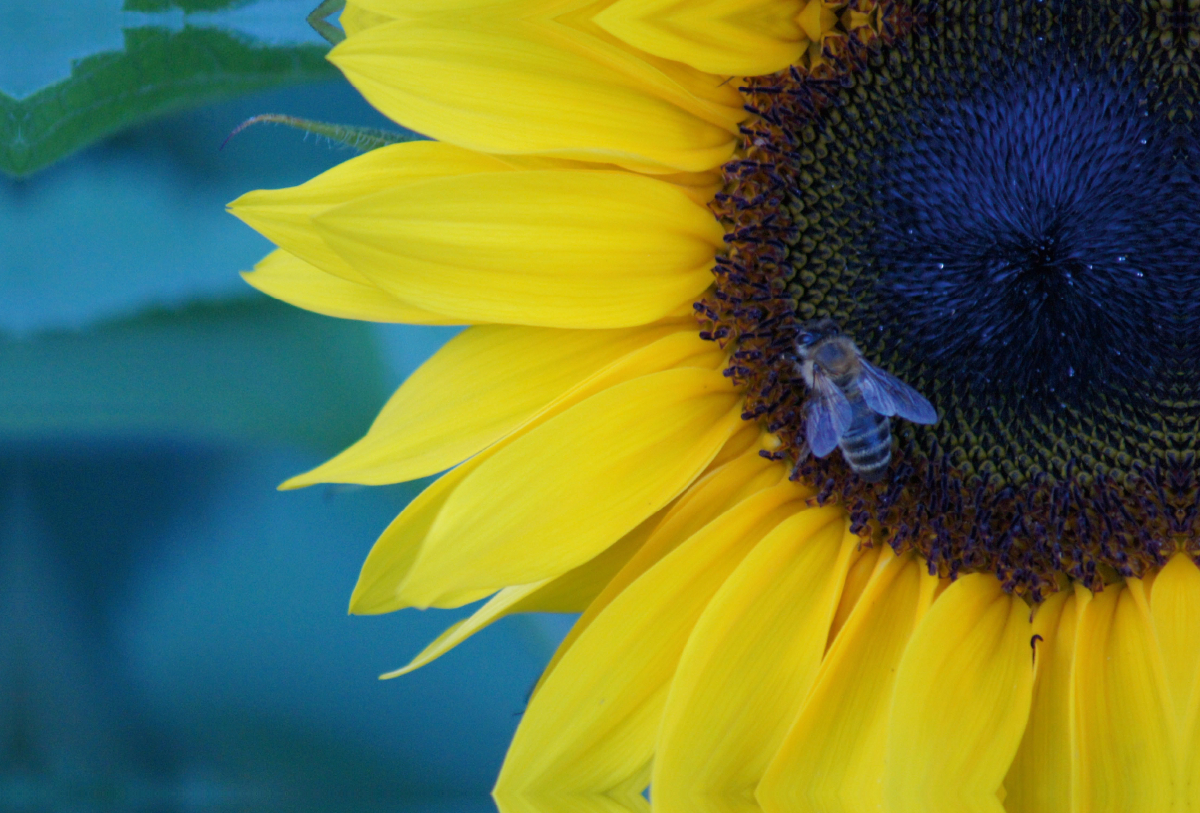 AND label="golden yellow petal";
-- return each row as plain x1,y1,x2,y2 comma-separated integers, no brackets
396,367,741,609
1150,553,1200,723
548,3,747,128
797,0,839,42
347,0,748,135
344,0,748,128
285,324,664,487
379,514,656,678
652,515,854,813
497,792,648,813
328,18,738,172
497,154,724,206
759,549,936,813
595,0,804,76
380,615,476,680
347,461,474,615
494,493,837,799
1151,556,1200,809
825,541,884,646
533,439,791,692
1003,589,1078,813
510,513,661,614
242,249,462,324
1074,580,1175,810
228,141,511,284
347,327,719,614
884,573,1034,812
314,169,723,329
